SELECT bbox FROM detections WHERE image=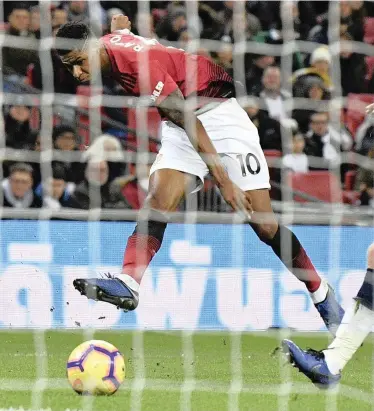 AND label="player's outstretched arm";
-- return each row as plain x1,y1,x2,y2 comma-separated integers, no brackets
157,89,252,215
